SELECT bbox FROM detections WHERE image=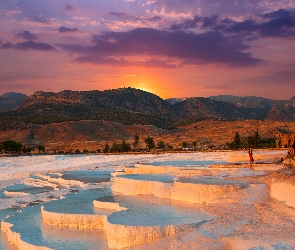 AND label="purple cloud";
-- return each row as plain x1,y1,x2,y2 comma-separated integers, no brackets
76,56,177,68
172,9,295,38
59,28,261,68
16,41,55,51
1,39,54,51
1,42,15,49
16,31,37,40
64,5,75,12
58,26,80,33
26,15,52,25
